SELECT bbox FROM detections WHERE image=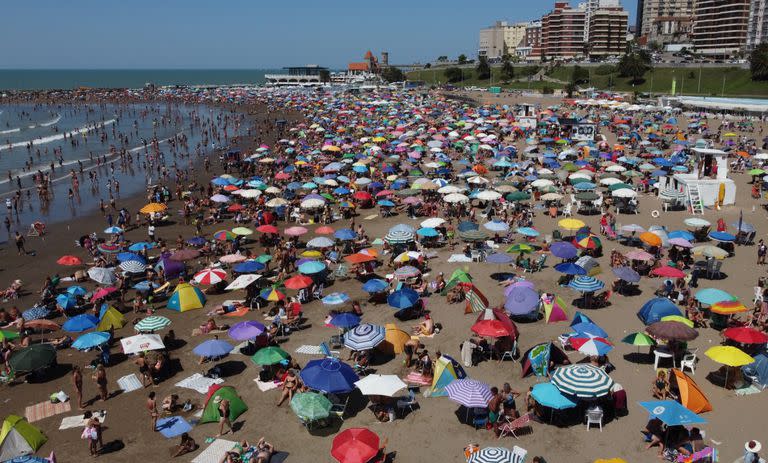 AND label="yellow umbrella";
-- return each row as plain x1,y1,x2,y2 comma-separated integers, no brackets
691,245,728,259
321,145,341,152
301,250,322,258
705,346,754,367
379,323,410,354
710,300,748,315
140,202,167,214
231,227,253,236
724,132,738,137
661,315,694,328
558,218,585,231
